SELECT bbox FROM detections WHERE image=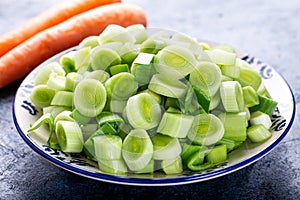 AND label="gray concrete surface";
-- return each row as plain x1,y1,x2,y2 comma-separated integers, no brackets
0,0,299,199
